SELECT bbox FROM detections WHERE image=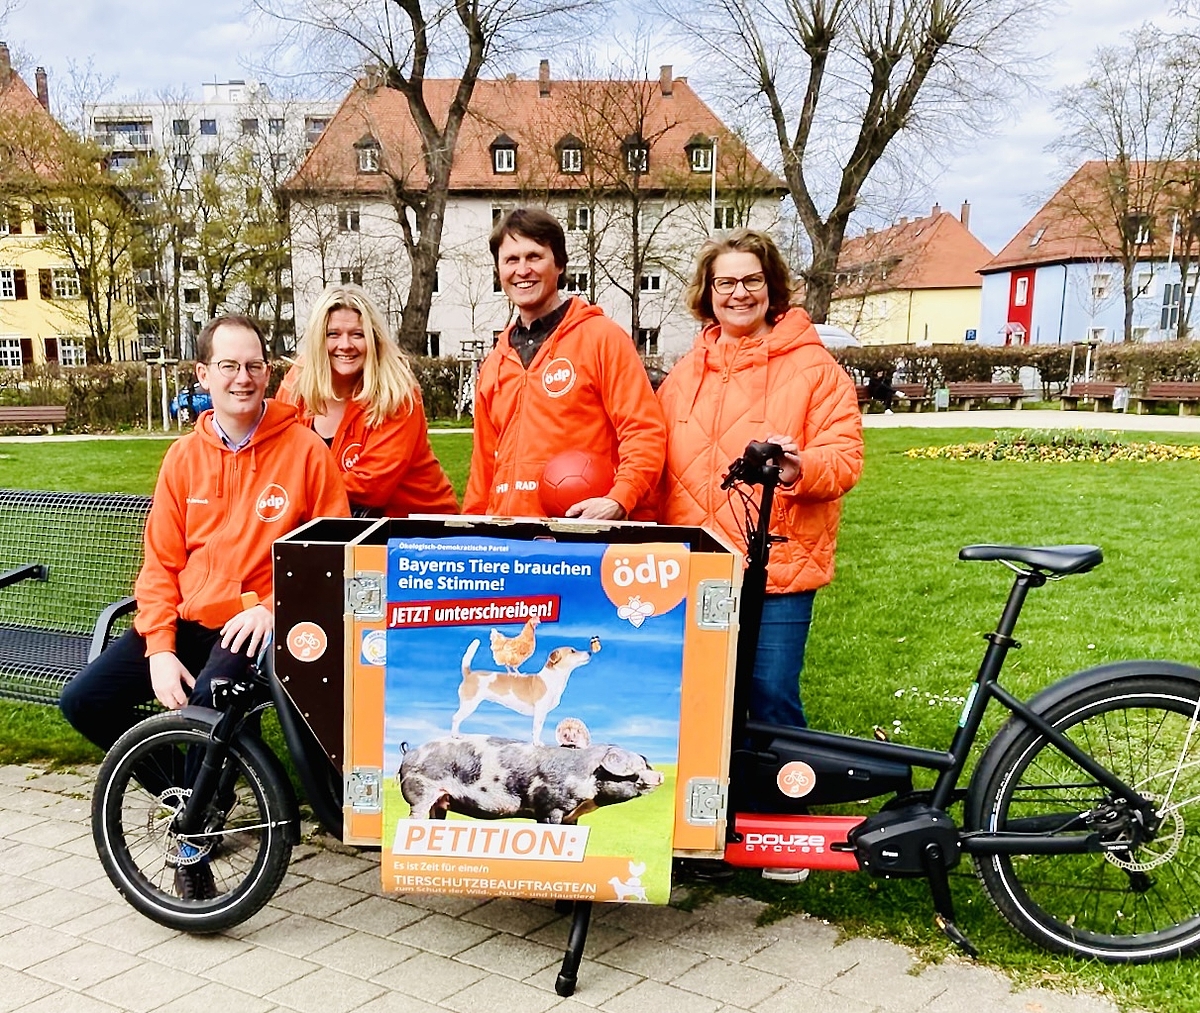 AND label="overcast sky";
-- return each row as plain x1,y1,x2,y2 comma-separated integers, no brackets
2,0,1181,255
